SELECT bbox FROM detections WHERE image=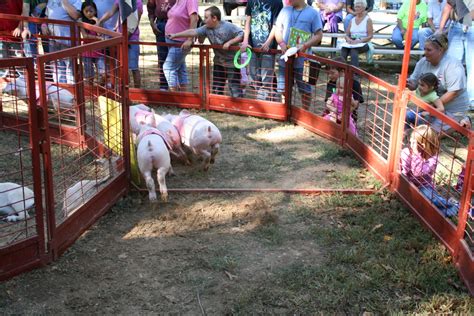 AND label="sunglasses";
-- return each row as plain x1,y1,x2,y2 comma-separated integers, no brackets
427,35,446,48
